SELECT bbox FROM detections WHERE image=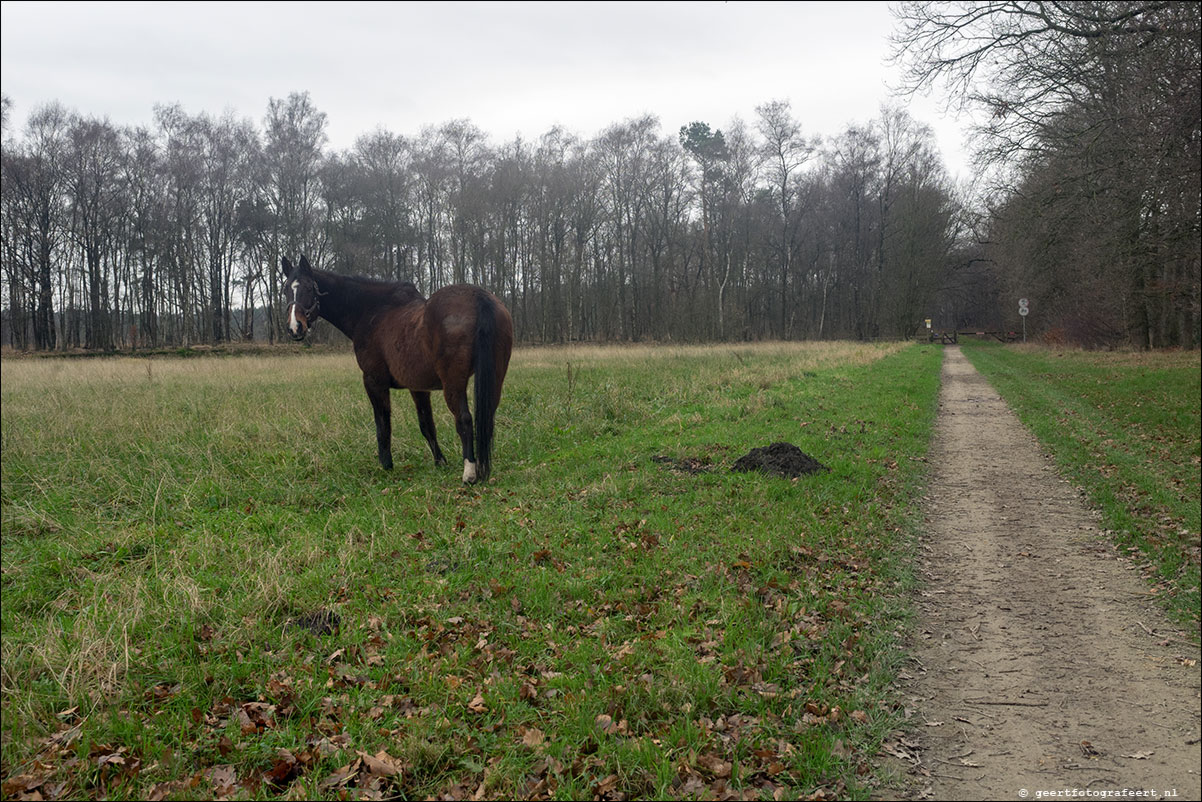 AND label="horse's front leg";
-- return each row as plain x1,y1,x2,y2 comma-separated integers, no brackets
411,390,446,466
443,387,476,483
363,377,393,470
